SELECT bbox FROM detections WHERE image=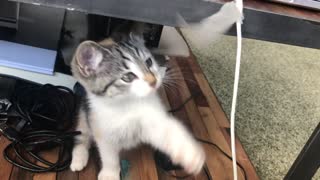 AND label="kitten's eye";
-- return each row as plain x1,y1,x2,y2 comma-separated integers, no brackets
121,72,137,83
146,58,153,68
